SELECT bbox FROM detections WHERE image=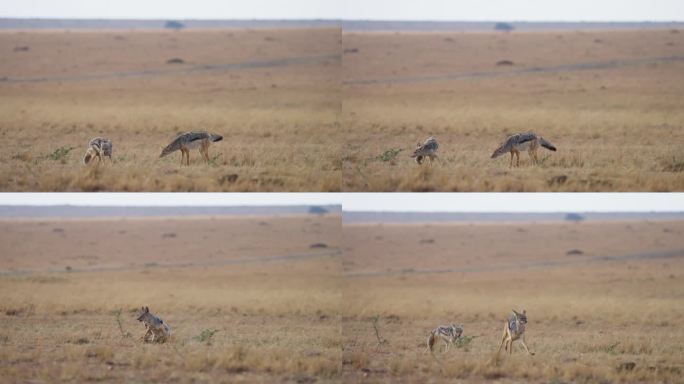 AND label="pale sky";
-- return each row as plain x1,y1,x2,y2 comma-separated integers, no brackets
1,0,682,21
0,193,682,212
